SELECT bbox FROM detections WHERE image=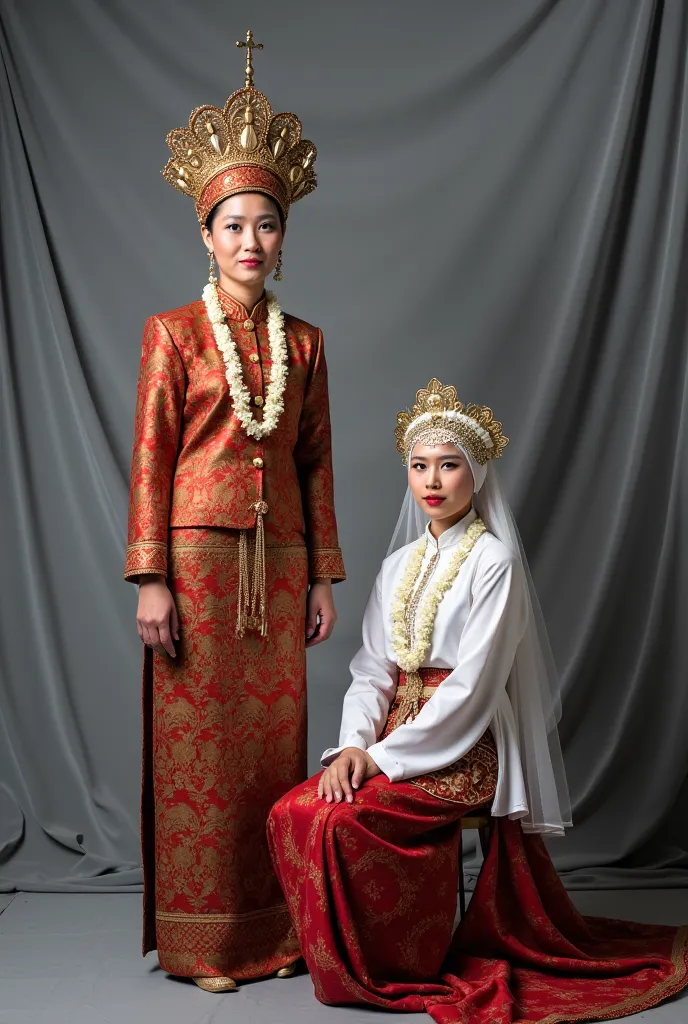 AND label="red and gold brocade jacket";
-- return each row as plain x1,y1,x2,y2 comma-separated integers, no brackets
124,288,346,583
